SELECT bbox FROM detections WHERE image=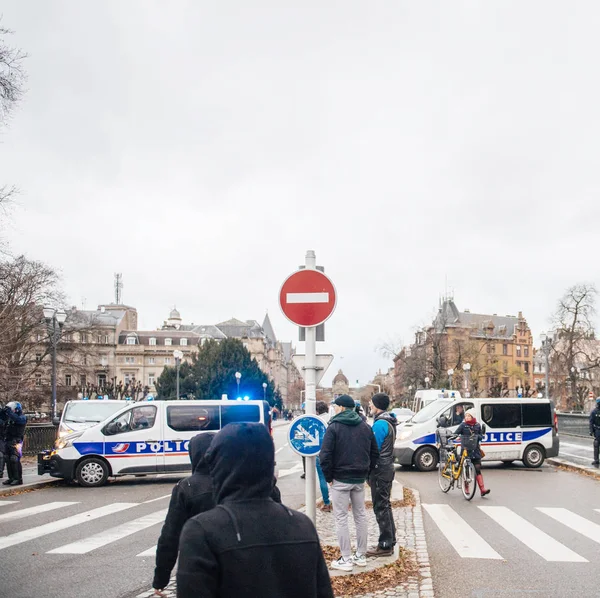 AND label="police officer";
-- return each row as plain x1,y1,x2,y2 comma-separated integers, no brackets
590,397,600,467
0,406,8,478
2,402,27,486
